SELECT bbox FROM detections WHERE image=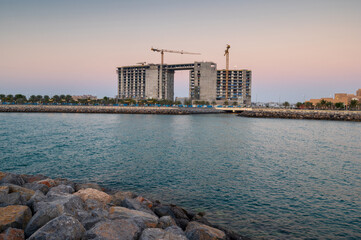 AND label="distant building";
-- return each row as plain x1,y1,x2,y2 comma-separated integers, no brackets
215,69,252,105
117,62,252,106
72,95,97,101
356,88,361,97
306,89,361,106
